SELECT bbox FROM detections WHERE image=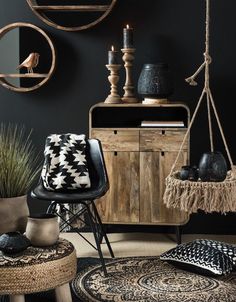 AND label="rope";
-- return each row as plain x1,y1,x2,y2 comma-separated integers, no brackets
170,0,234,174
170,88,205,175
208,89,234,169
207,92,214,152
205,0,210,65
